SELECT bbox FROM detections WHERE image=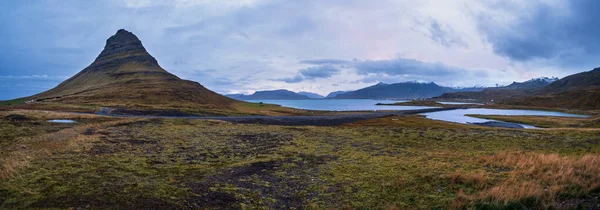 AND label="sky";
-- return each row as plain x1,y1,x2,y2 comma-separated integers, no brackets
1,0,599,99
